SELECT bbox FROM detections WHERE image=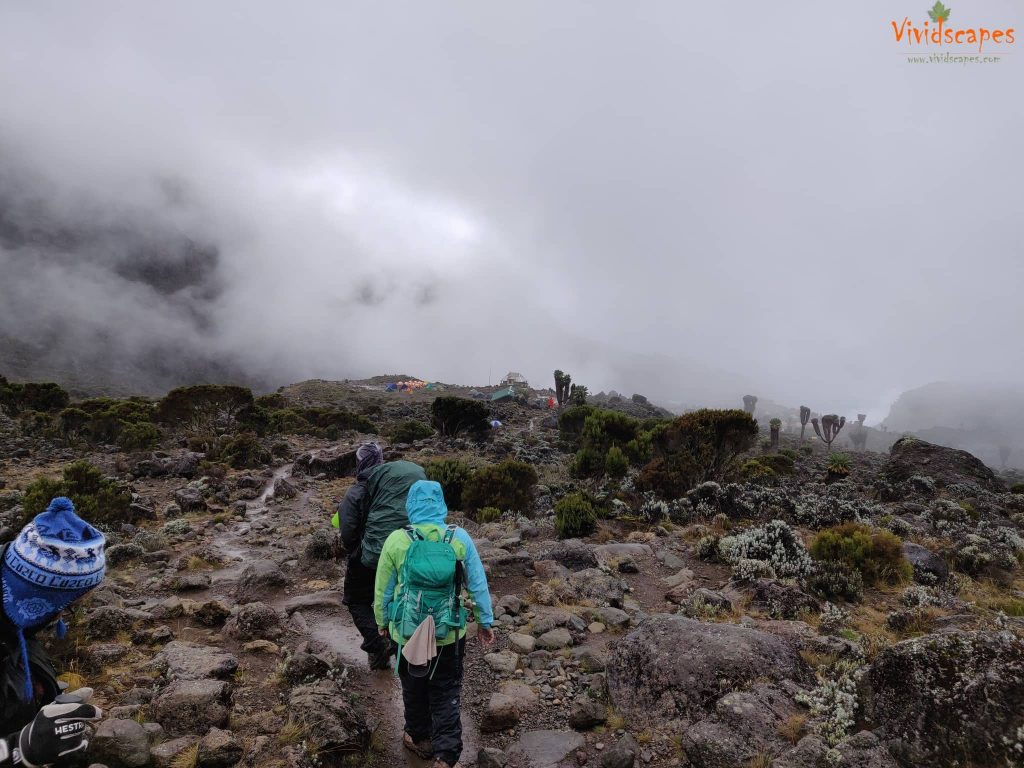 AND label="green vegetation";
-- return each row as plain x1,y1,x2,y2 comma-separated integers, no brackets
473,506,502,524
1010,483,1024,495
59,397,160,450
554,492,597,539
462,460,537,513
266,406,373,438
19,461,133,528
826,453,851,476
657,409,759,483
810,522,912,586
430,396,490,437
386,420,435,443
425,458,474,510
222,432,272,469
561,407,662,479
604,445,629,478
0,378,70,416
157,385,256,433
805,561,865,602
